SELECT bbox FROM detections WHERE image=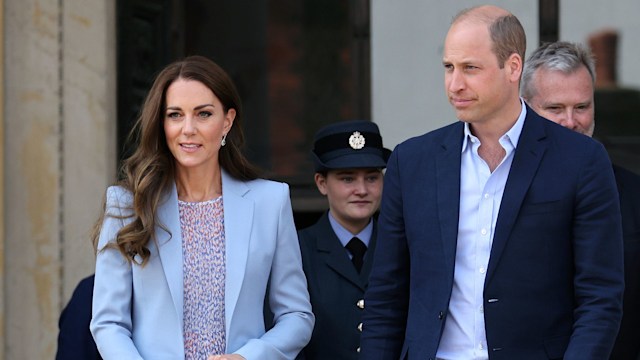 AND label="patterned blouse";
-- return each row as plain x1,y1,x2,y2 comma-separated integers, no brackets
179,197,226,359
